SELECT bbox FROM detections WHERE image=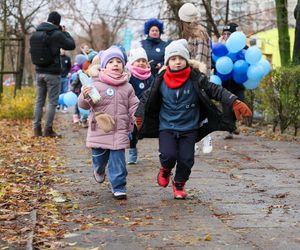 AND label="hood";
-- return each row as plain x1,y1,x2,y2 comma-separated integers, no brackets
36,22,59,32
